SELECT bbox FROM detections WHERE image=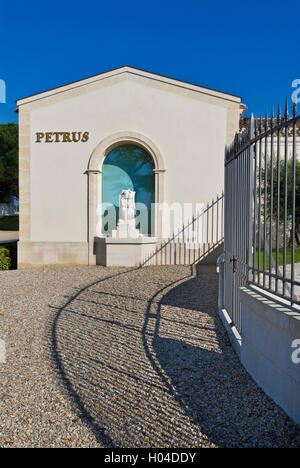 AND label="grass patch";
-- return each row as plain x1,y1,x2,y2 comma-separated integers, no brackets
255,247,300,269
0,215,19,231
